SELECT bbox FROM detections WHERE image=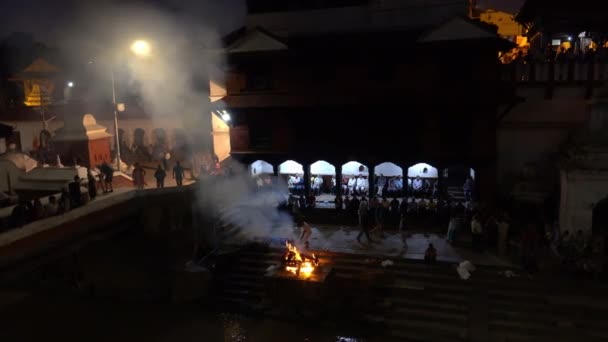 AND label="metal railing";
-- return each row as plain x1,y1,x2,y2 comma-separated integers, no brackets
501,62,608,83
